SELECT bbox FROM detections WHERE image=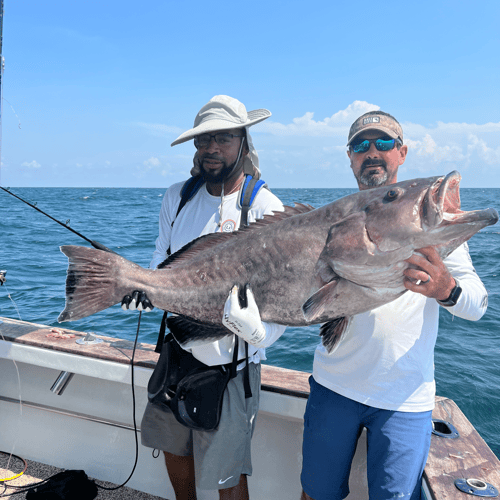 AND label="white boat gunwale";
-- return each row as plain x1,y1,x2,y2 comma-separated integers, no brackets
1,316,500,499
